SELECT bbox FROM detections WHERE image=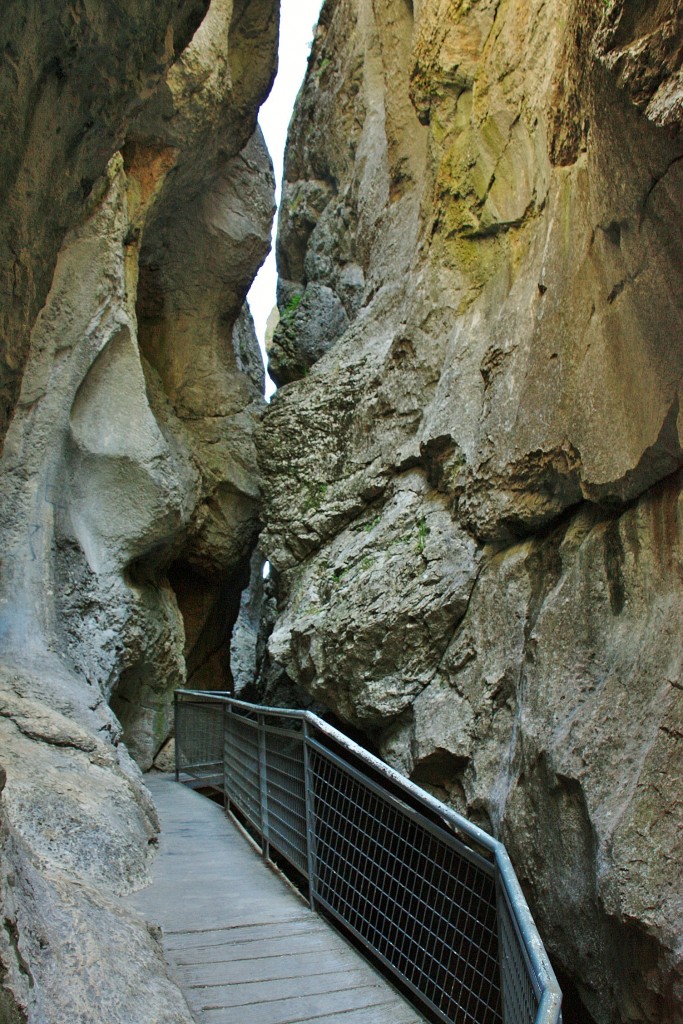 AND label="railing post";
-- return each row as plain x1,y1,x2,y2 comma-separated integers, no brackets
174,690,180,782
303,719,317,911
222,702,228,812
258,712,270,861
496,873,510,1024
224,703,233,815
